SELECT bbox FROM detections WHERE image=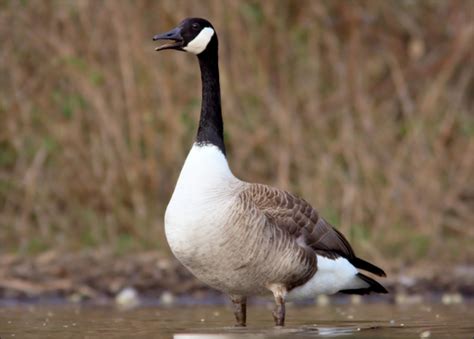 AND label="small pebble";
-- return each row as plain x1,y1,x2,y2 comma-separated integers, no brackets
420,330,431,338
316,295,330,306
68,293,82,303
213,311,220,317
347,315,354,320
160,291,175,305
350,295,362,305
200,318,205,322
395,293,422,305
398,275,416,287
115,287,140,309
390,319,395,324
441,293,463,305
